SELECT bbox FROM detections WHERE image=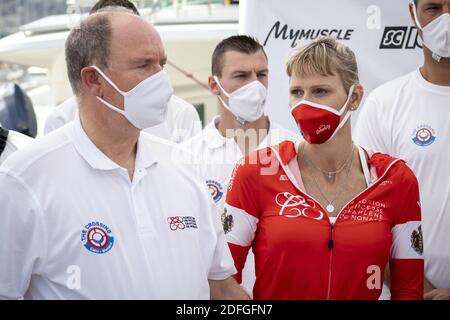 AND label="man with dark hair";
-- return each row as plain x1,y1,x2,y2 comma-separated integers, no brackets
182,35,300,297
0,9,248,300
90,0,140,15
45,0,201,143
355,0,450,300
